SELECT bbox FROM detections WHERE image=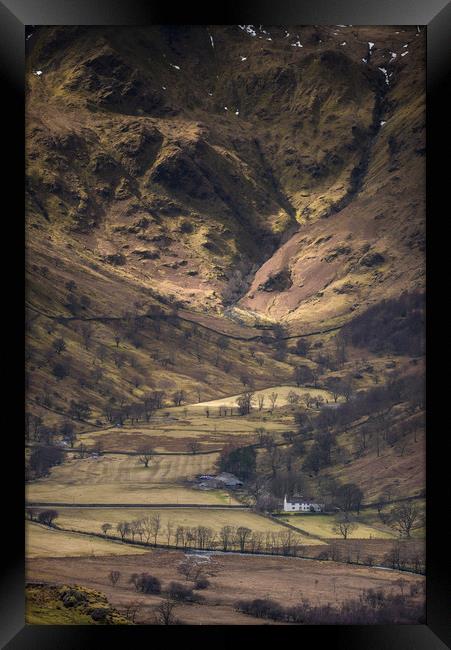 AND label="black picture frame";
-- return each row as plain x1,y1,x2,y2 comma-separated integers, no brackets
1,0,449,647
